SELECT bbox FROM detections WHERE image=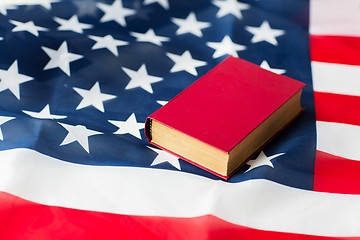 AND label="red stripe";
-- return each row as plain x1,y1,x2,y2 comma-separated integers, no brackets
0,192,358,240
314,151,360,194
310,35,360,66
314,91,360,126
